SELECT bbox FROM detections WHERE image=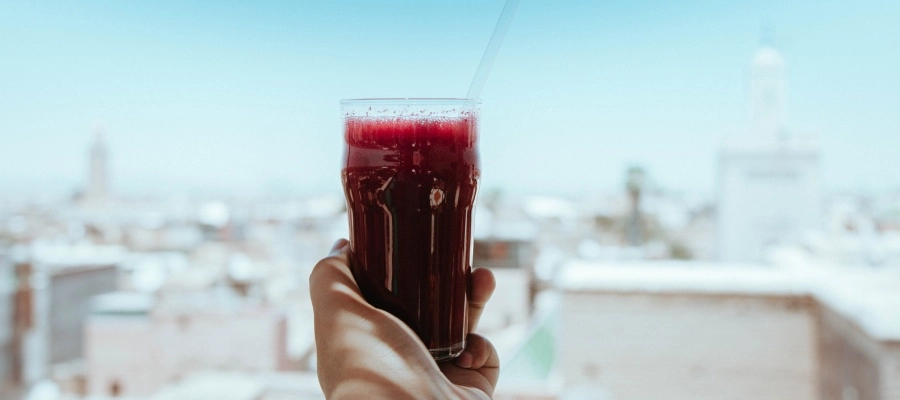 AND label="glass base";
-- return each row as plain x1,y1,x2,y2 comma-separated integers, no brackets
430,341,466,361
